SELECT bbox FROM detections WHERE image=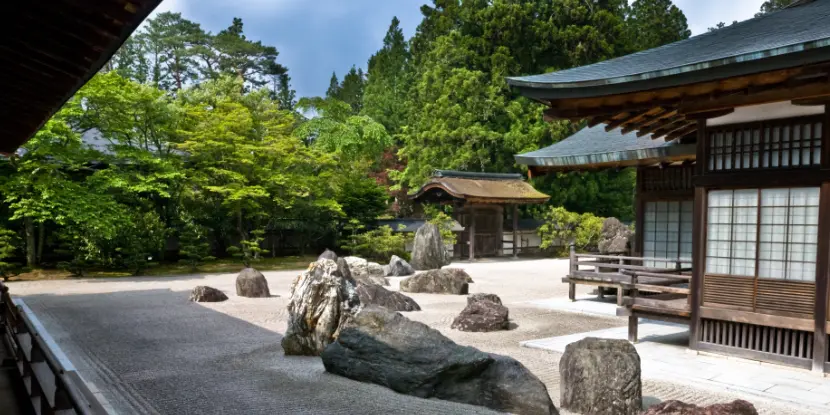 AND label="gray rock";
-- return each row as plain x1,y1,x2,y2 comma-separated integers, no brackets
642,400,758,415
560,337,642,415
281,259,361,356
387,255,415,276
445,267,474,283
451,299,509,332
344,256,388,286
189,286,228,302
382,264,392,276
336,257,353,281
356,283,420,312
322,307,558,415
235,268,271,298
317,249,338,261
468,293,501,306
598,218,633,255
410,223,451,270
399,269,469,295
